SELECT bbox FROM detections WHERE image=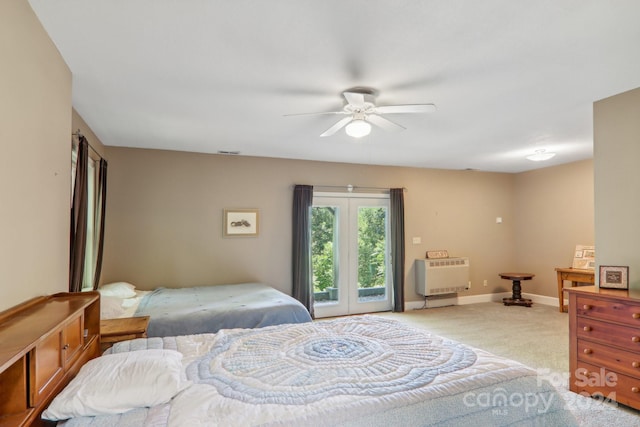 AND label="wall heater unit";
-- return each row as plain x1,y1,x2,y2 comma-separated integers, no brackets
415,257,470,296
